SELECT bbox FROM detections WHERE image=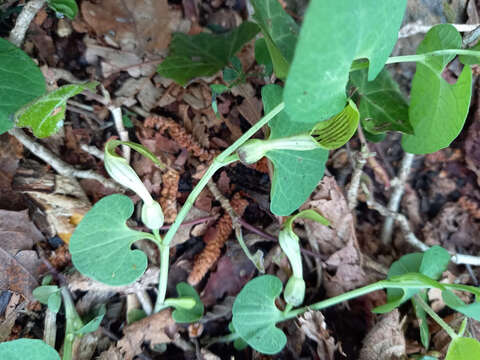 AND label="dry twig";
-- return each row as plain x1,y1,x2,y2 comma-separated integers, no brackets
8,0,46,47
